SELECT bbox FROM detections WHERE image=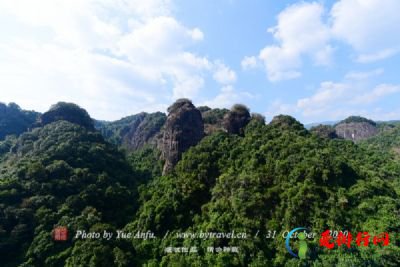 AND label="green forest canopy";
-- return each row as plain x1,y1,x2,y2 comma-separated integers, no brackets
0,102,399,266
